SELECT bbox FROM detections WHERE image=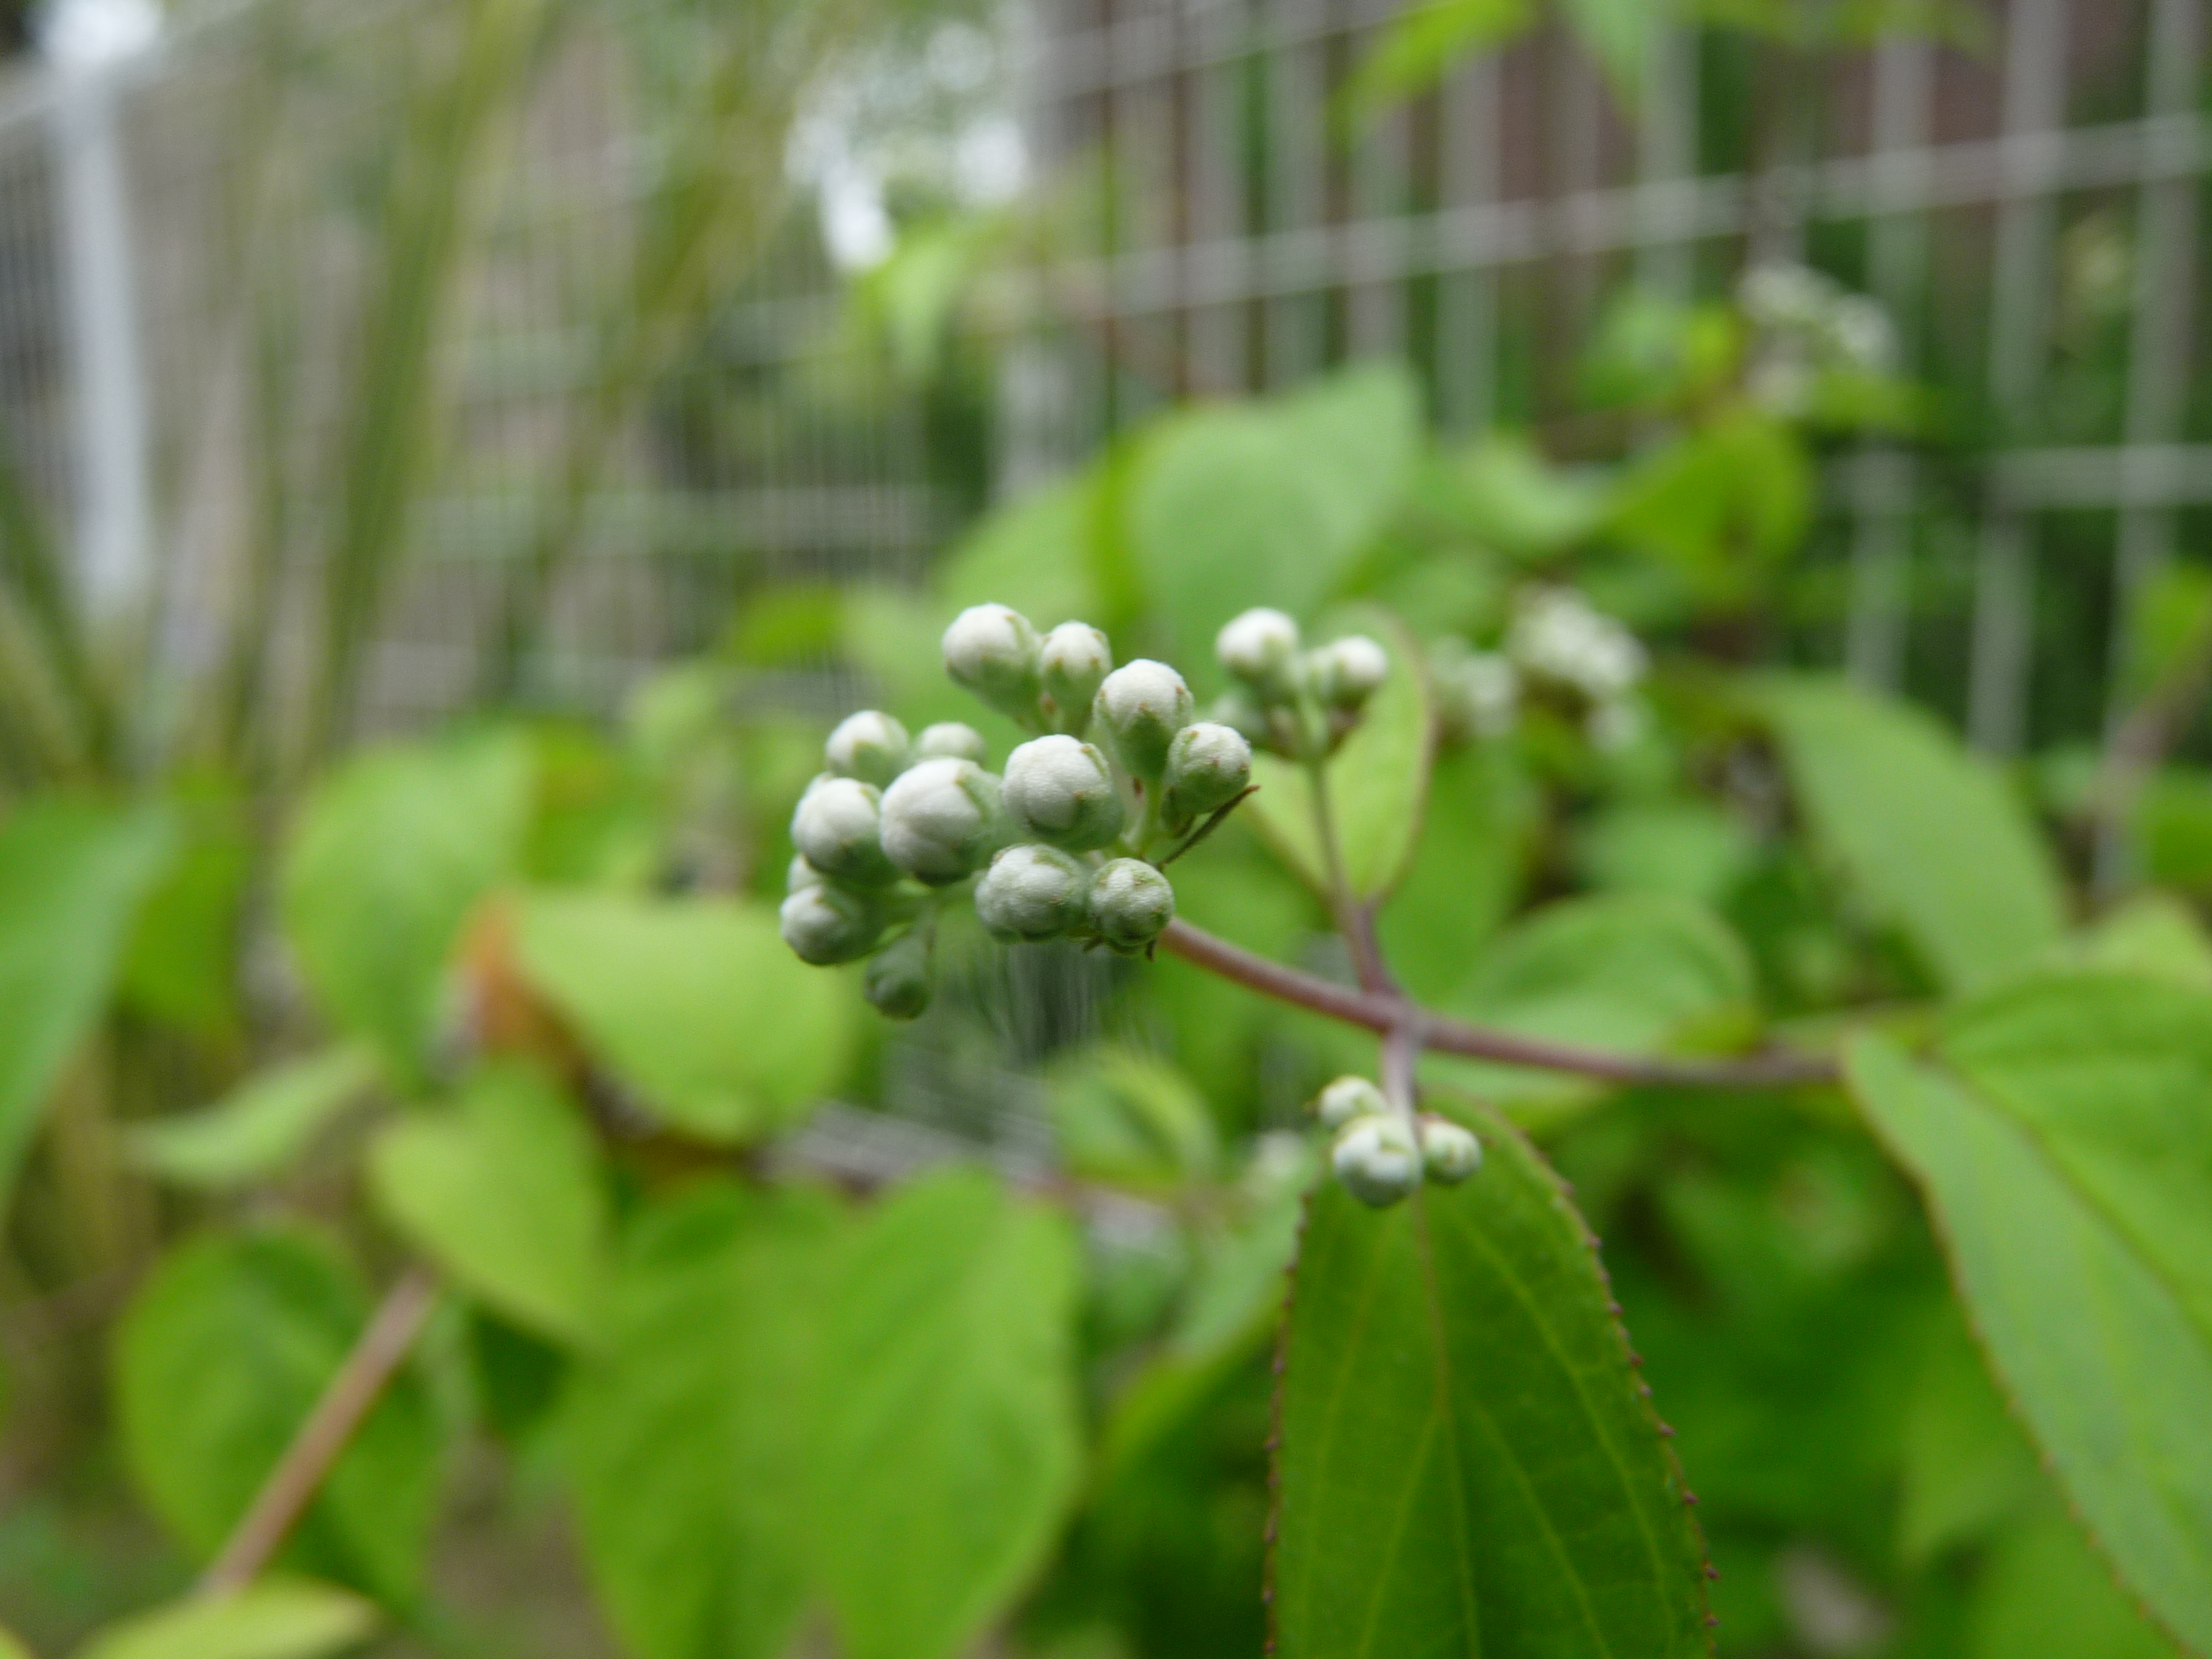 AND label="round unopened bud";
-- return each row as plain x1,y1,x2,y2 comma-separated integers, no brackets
791,776,895,885
1003,735,1126,851
916,722,989,765
1419,1116,1482,1185
1039,623,1113,728
1309,635,1389,711
863,928,934,1020
974,843,1091,942
1163,721,1252,826
943,604,1042,721
1216,608,1302,701
1088,857,1175,951
1316,1075,1388,1130
879,757,1005,883
780,882,880,965
1332,1114,1423,1207
1093,660,1193,781
825,709,910,786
